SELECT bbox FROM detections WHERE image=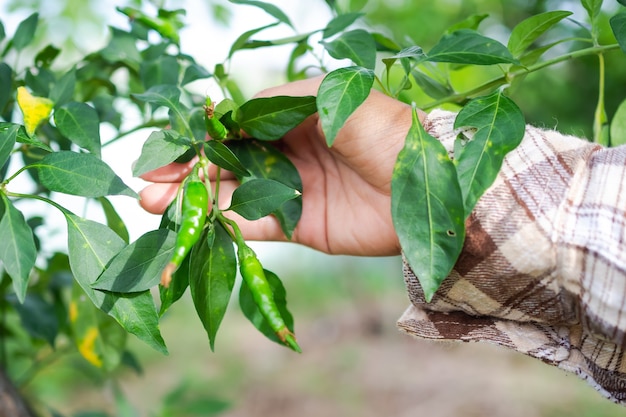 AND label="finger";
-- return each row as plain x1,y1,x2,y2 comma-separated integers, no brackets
139,183,180,214
253,75,324,99
139,159,197,182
